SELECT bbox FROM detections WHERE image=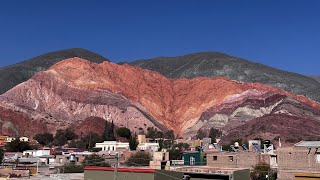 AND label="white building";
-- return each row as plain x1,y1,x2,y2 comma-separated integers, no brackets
23,149,51,157
20,137,29,142
95,141,129,151
5,137,15,143
138,143,159,151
